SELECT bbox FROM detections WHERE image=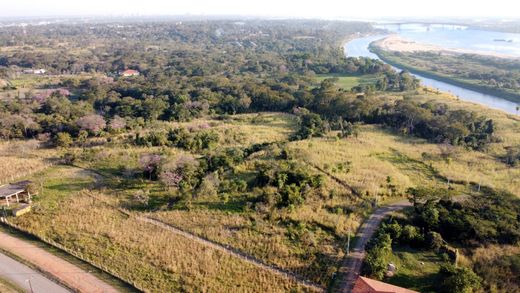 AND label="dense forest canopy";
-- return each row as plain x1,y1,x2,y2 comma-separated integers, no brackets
0,19,496,151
